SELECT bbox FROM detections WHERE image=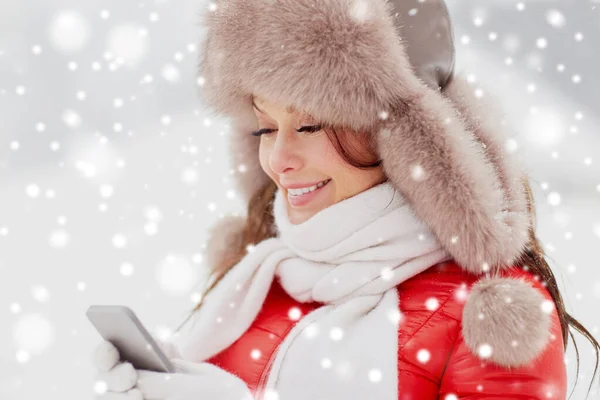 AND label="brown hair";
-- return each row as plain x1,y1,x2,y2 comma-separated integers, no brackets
176,124,599,398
